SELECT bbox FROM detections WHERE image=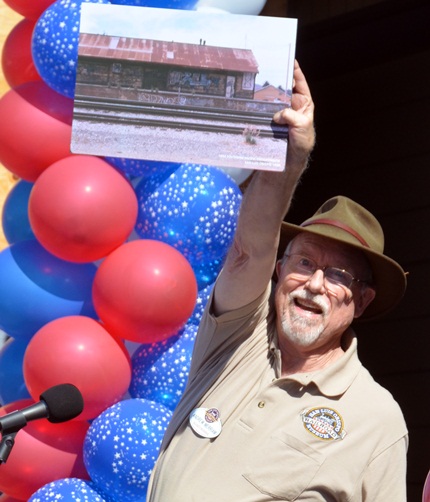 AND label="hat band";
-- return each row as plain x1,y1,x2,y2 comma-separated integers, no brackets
301,218,370,248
